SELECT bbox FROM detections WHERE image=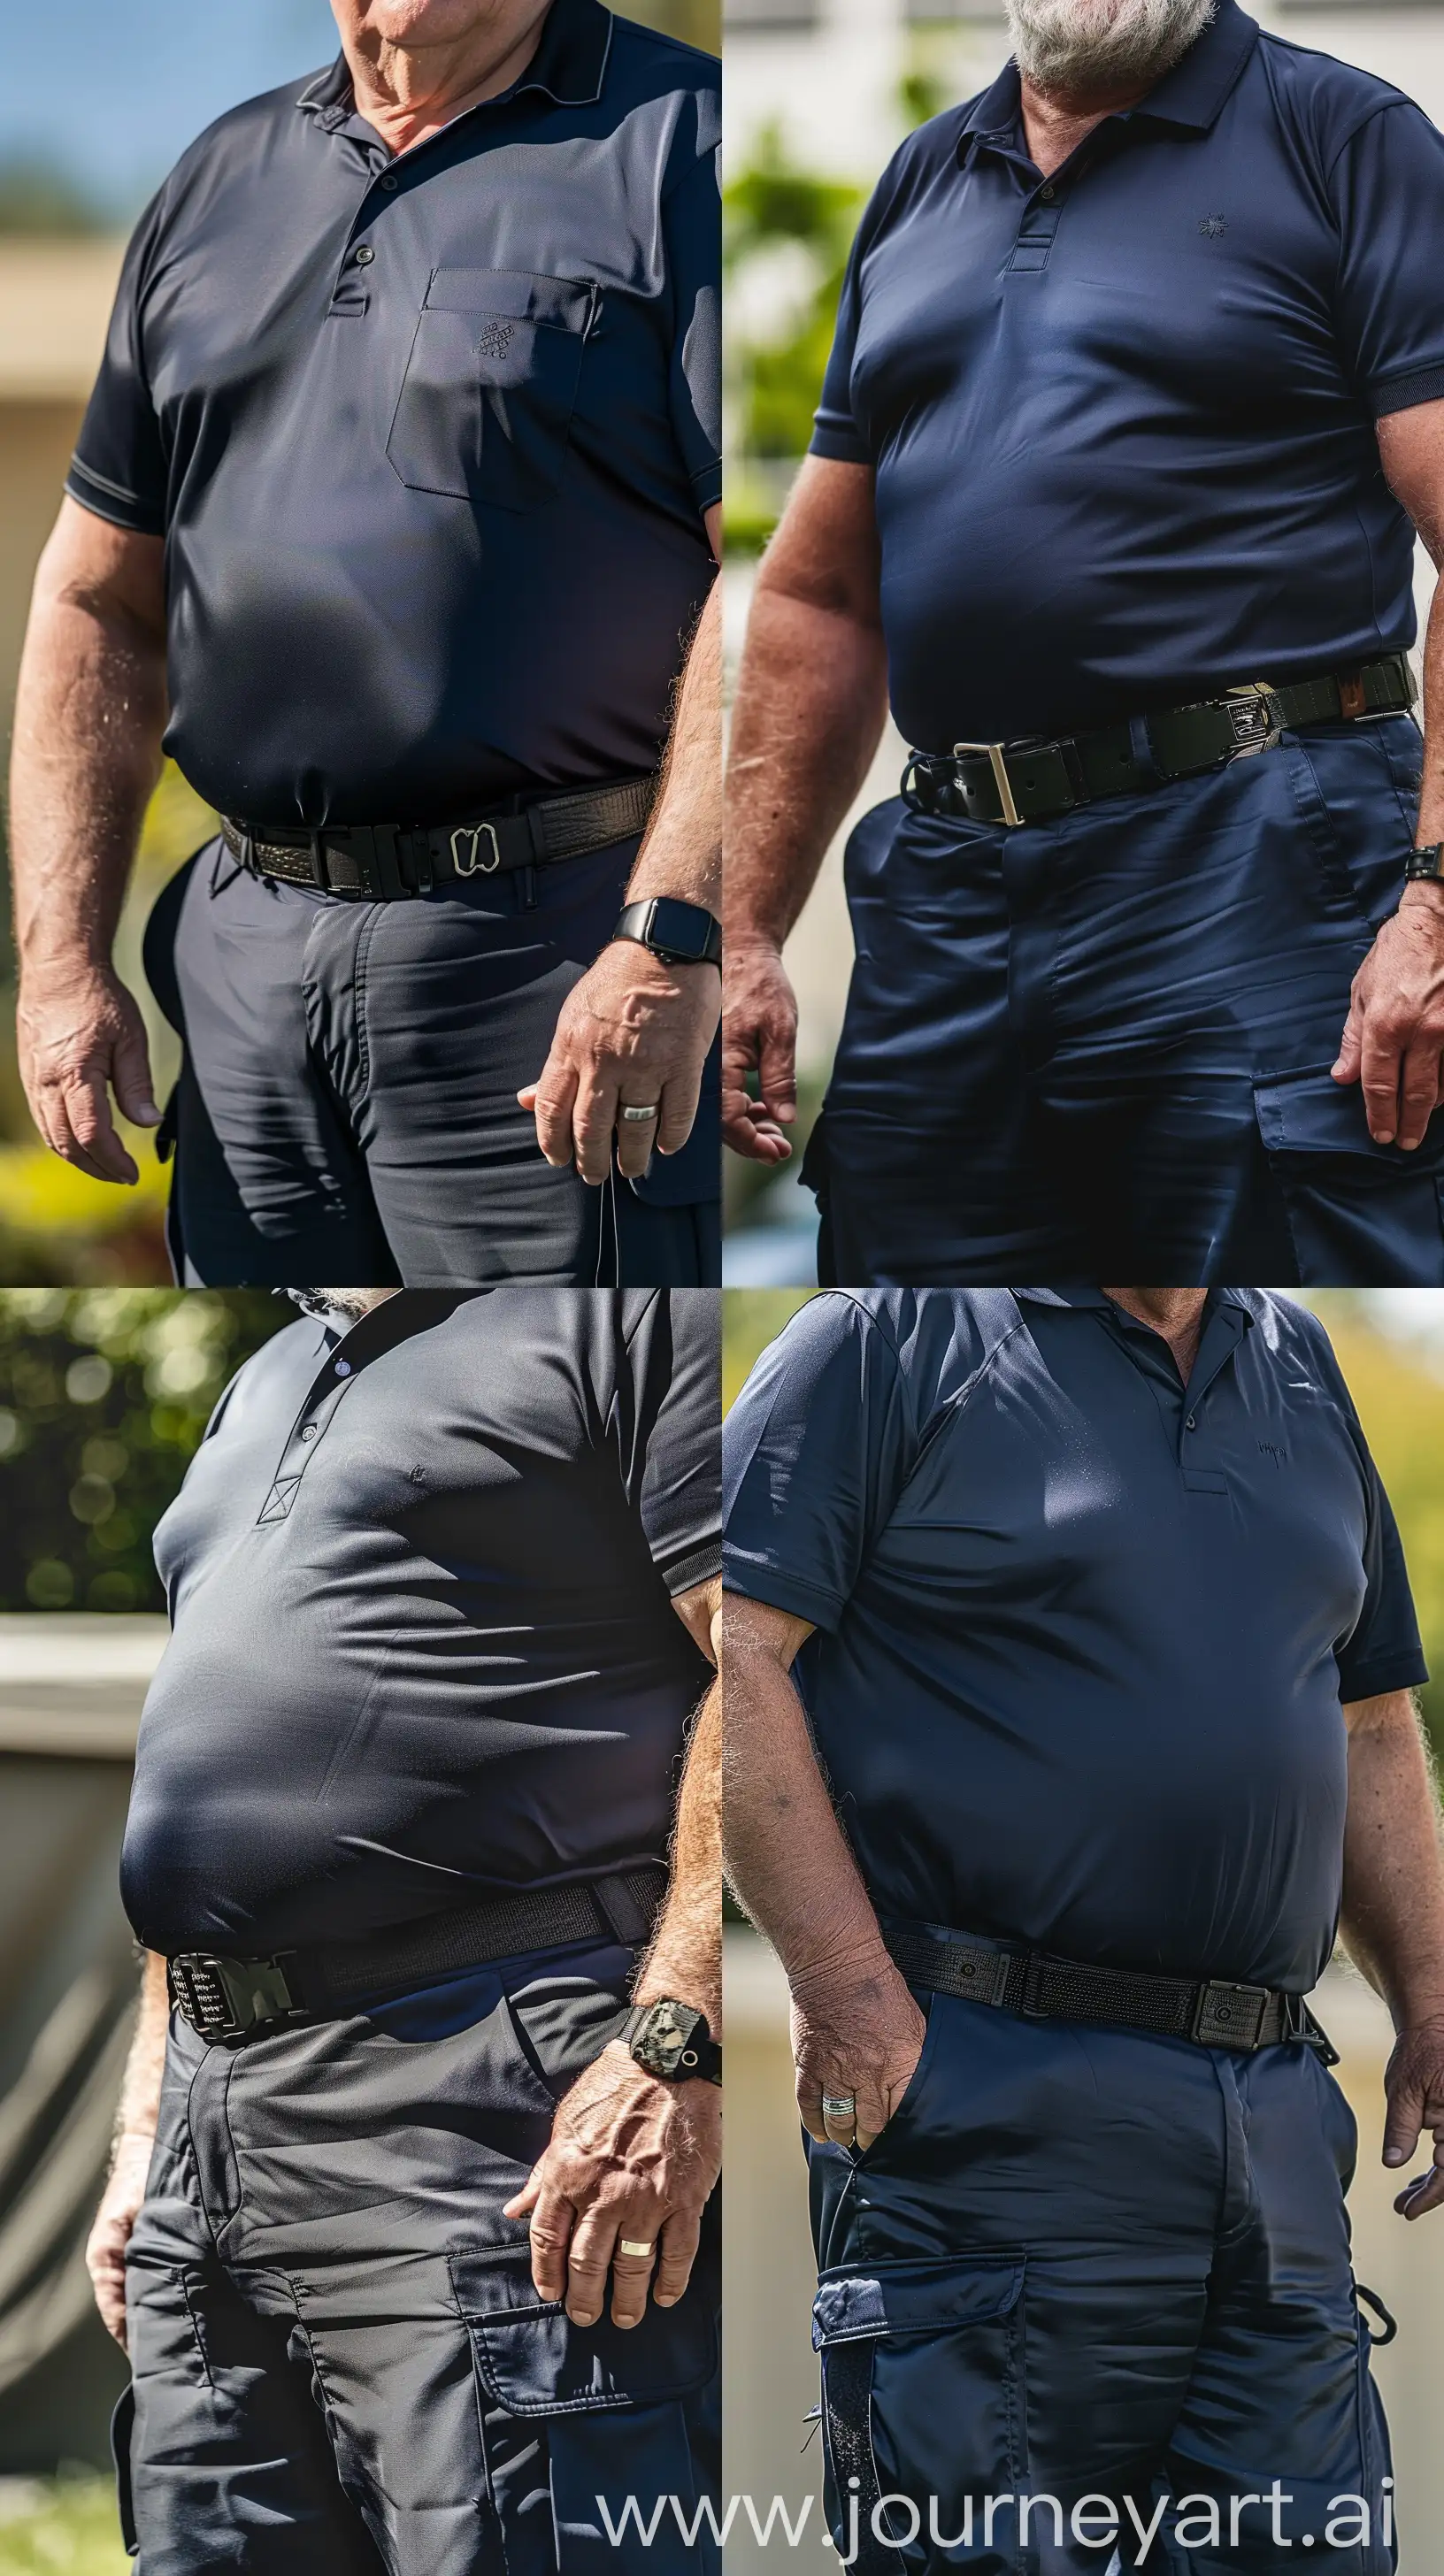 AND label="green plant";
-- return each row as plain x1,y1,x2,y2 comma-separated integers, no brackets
0,1292,284,1611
